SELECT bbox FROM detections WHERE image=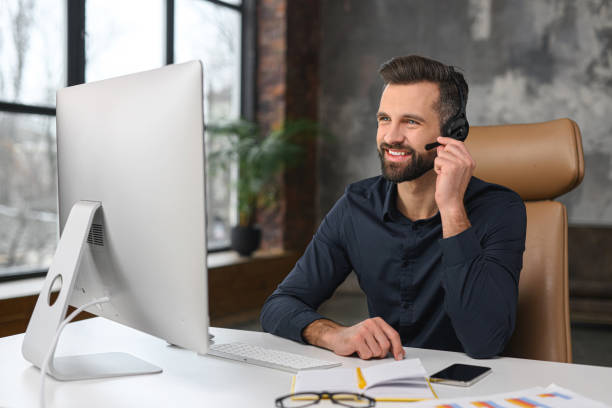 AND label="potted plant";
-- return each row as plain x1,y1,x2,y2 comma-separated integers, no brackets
206,119,325,256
